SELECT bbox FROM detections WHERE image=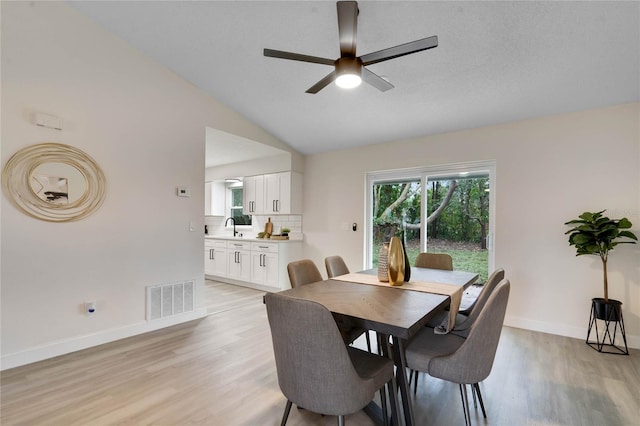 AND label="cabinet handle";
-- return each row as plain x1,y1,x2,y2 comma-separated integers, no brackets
211,249,215,260
276,200,280,212
236,251,240,263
